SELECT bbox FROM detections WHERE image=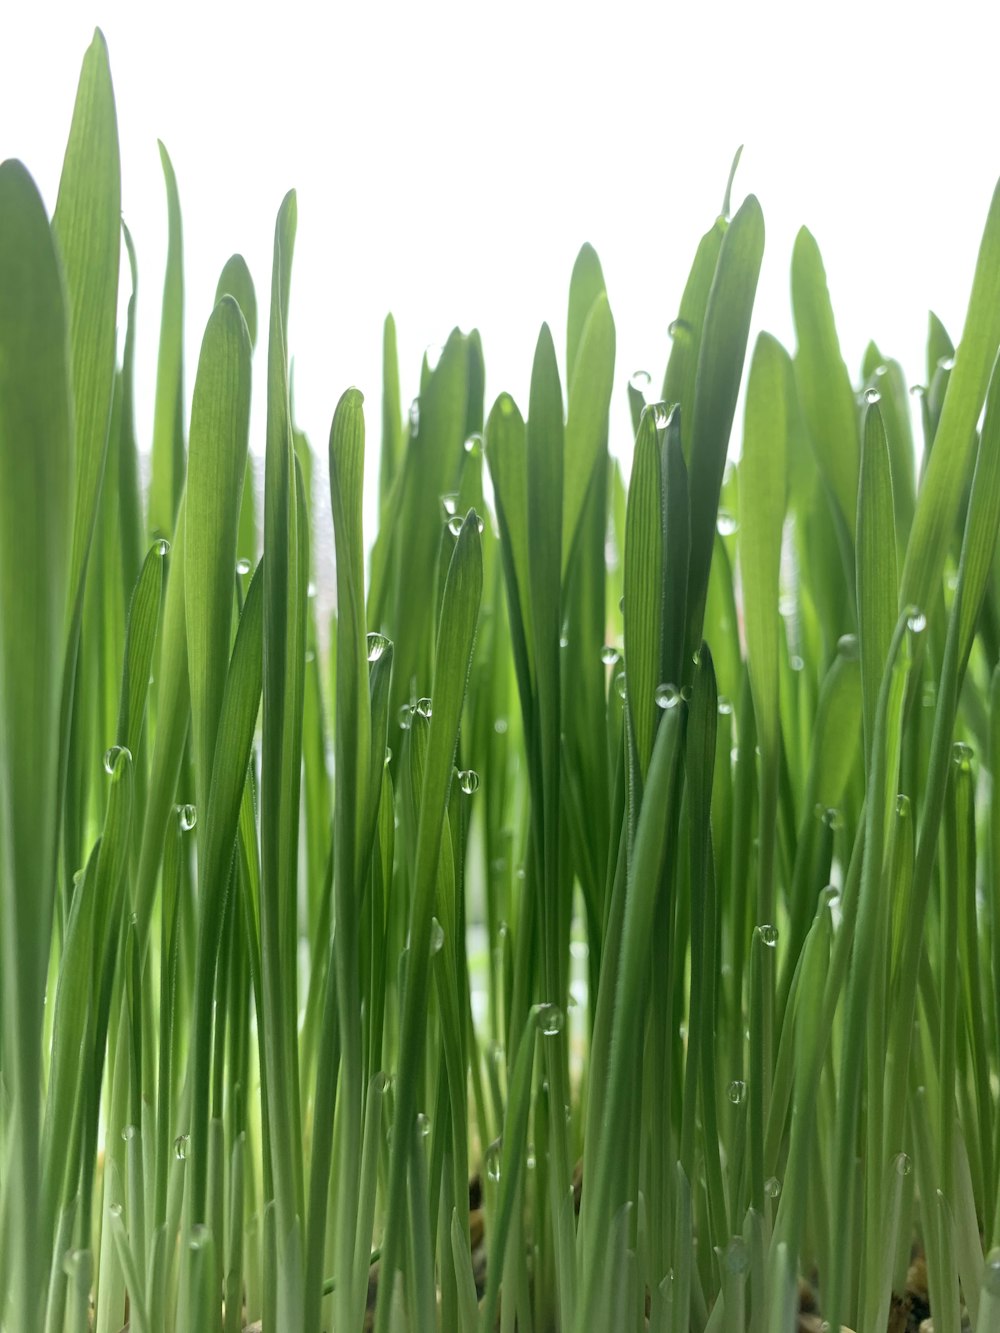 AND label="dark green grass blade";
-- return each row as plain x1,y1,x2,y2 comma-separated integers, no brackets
623,408,664,778
0,159,74,1329
685,195,764,660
